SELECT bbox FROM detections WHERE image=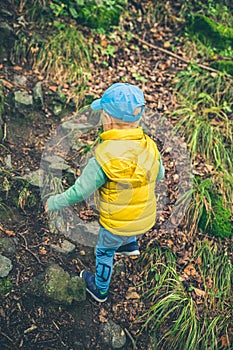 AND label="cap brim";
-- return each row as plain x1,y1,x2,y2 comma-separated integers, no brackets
91,99,102,110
